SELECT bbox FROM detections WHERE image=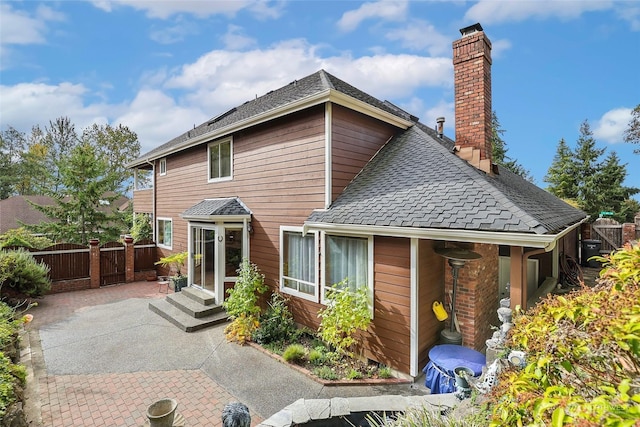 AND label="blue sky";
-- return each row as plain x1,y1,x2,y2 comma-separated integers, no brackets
1,0,639,195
